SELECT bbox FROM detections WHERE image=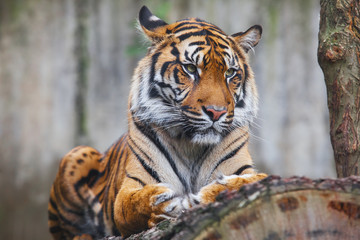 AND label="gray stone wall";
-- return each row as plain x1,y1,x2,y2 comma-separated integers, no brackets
0,0,334,239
